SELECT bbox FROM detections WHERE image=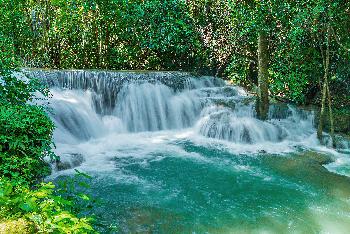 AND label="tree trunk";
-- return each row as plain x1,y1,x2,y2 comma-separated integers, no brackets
317,25,331,144
256,31,269,120
317,77,328,141
326,82,336,147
